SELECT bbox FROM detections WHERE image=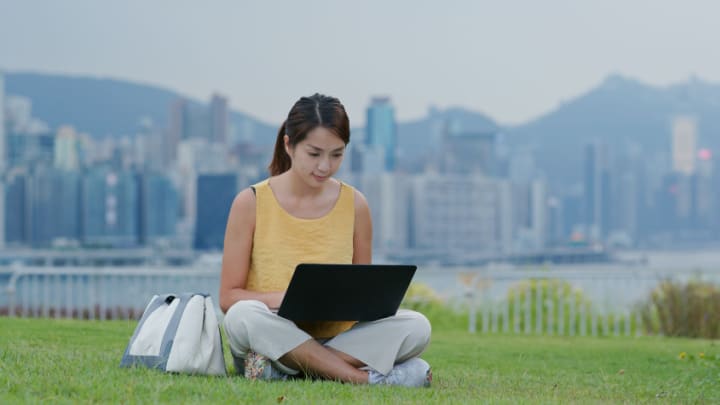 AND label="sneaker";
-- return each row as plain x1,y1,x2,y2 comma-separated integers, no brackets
368,358,432,387
243,350,289,381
